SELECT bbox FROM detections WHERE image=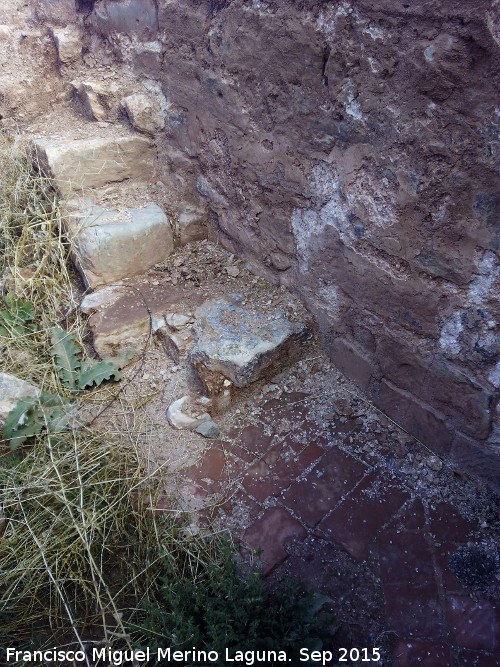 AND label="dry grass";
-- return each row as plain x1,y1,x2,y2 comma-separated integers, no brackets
0,134,84,396
0,133,217,659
